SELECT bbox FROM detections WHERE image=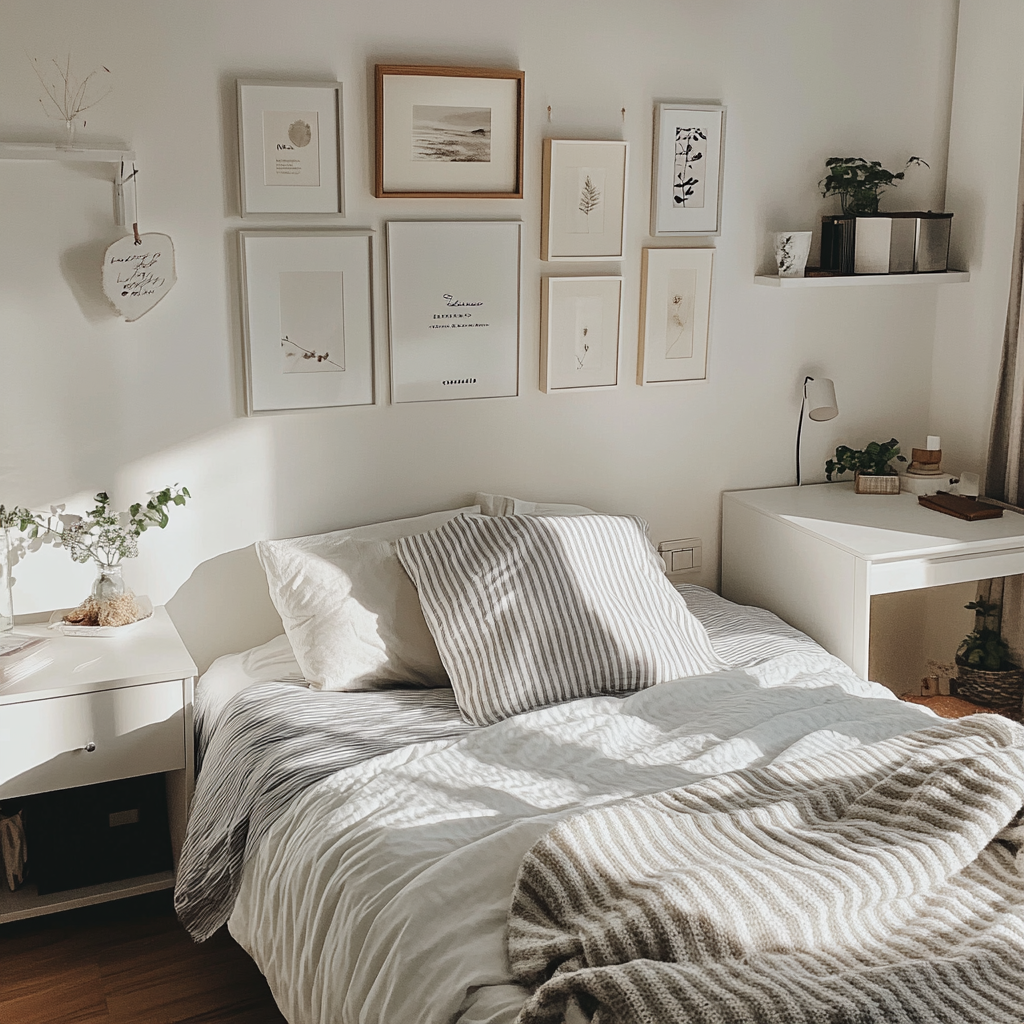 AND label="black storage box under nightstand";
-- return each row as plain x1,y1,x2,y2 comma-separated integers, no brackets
24,773,173,894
